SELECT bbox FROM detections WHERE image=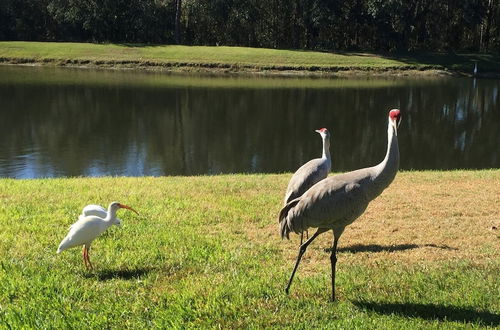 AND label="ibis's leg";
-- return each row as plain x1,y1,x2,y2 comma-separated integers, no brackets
85,247,90,269
285,228,327,294
82,246,89,269
85,245,93,270
330,230,343,301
